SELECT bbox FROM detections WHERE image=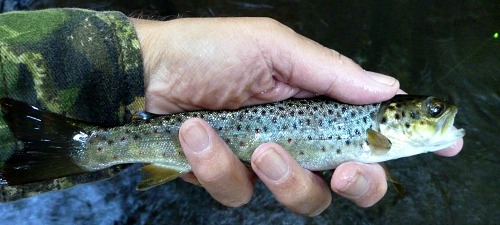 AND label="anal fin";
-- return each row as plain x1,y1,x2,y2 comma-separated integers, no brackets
367,129,392,155
137,164,184,191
